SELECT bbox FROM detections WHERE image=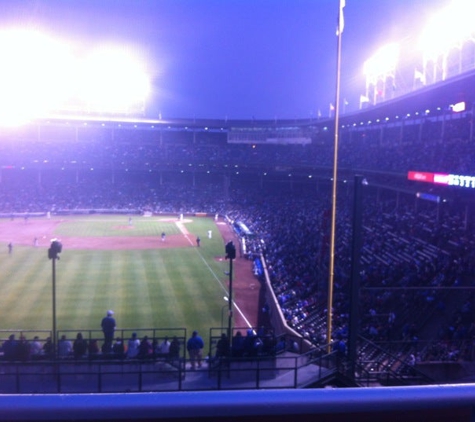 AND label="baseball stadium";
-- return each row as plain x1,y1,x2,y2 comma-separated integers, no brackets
2,1,475,421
